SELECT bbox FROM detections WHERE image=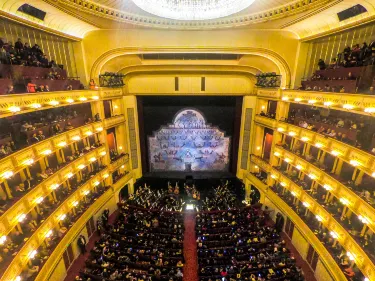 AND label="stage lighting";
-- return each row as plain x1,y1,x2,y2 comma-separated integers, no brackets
186,204,195,210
